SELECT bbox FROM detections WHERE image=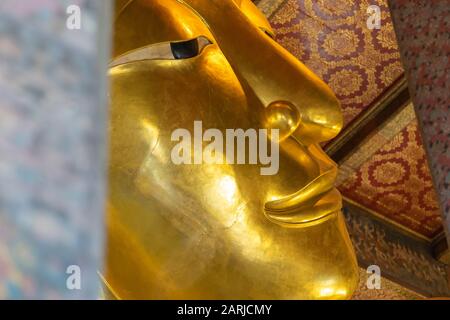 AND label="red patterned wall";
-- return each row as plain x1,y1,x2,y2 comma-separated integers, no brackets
339,121,443,238
268,0,404,126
